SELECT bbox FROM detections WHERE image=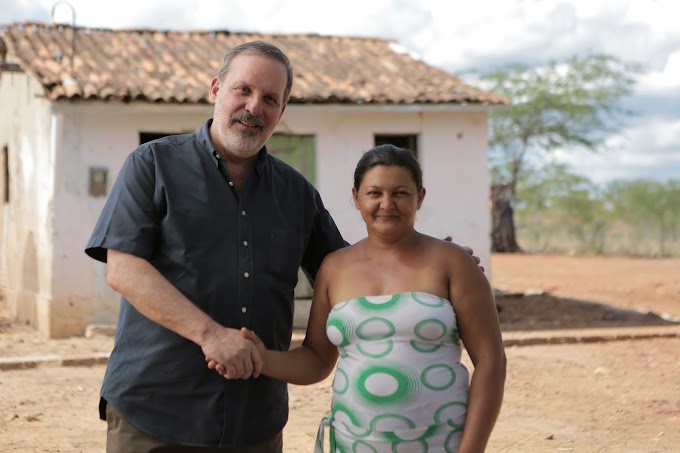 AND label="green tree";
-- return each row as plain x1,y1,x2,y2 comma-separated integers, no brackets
605,179,680,256
516,163,607,253
481,54,640,251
